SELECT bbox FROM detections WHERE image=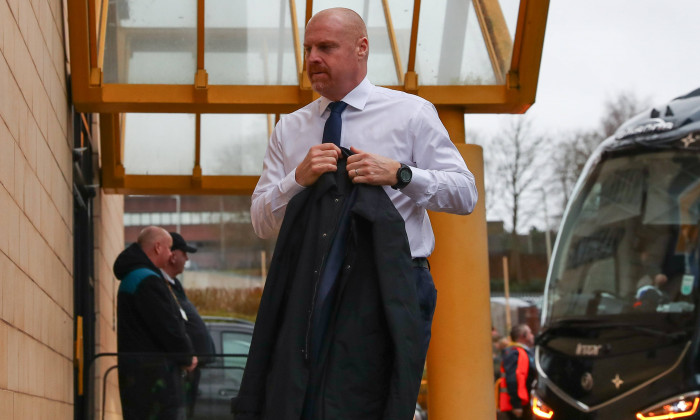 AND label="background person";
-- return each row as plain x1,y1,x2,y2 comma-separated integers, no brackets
113,226,197,420
162,232,215,419
498,324,536,420
635,273,670,310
